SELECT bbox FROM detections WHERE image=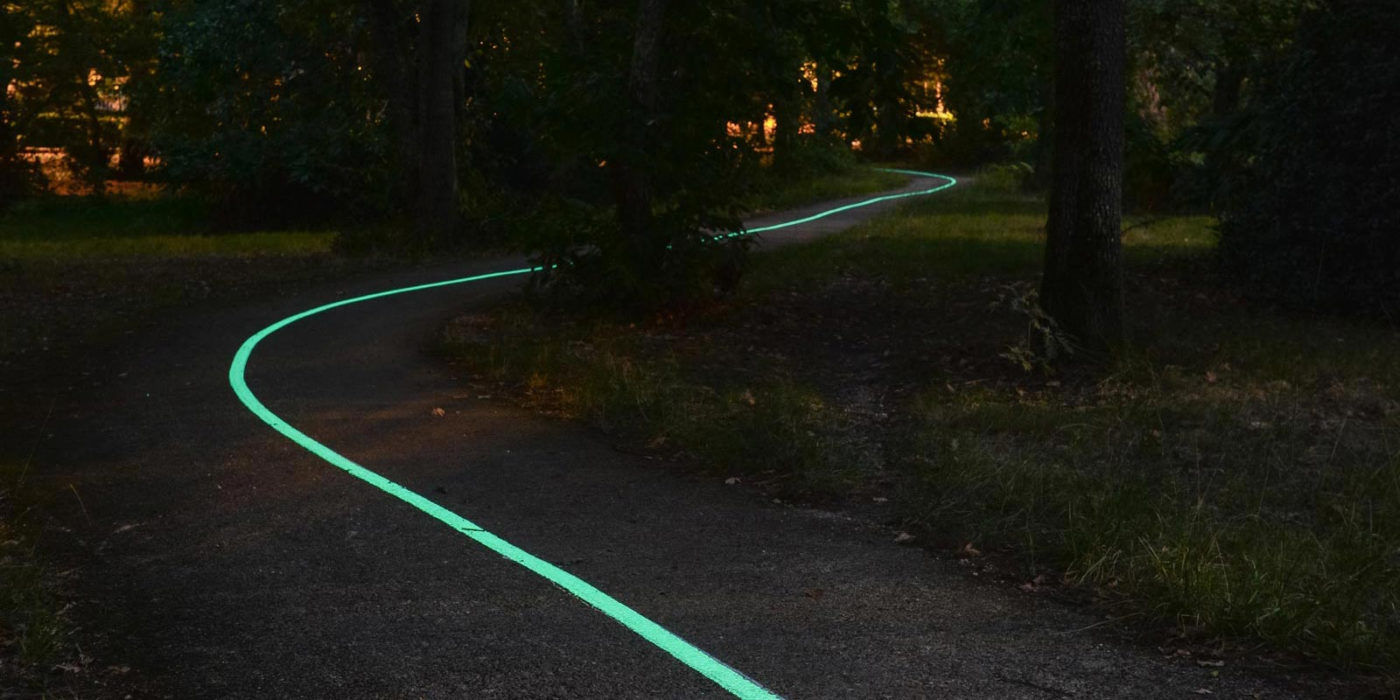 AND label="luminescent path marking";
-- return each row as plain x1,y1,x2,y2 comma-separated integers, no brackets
721,168,957,239
228,170,956,699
